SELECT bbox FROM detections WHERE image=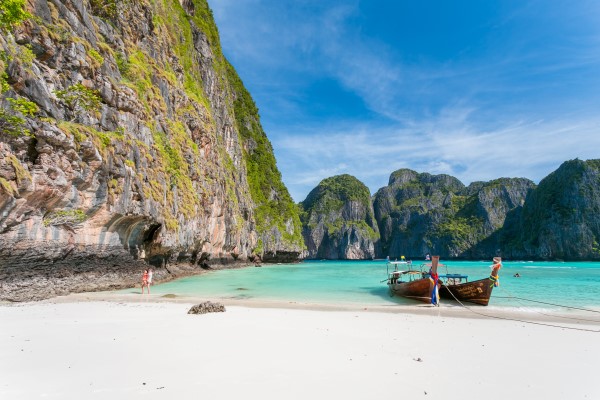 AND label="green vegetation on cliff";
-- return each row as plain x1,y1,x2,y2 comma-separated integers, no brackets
156,0,304,250
300,175,375,239
0,96,37,136
302,174,372,214
324,219,379,241
432,216,484,249
525,160,586,222
517,159,600,259
224,60,303,249
301,174,379,259
0,0,30,32
1,3,37,137
141,0,302,249
374,170,535,258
